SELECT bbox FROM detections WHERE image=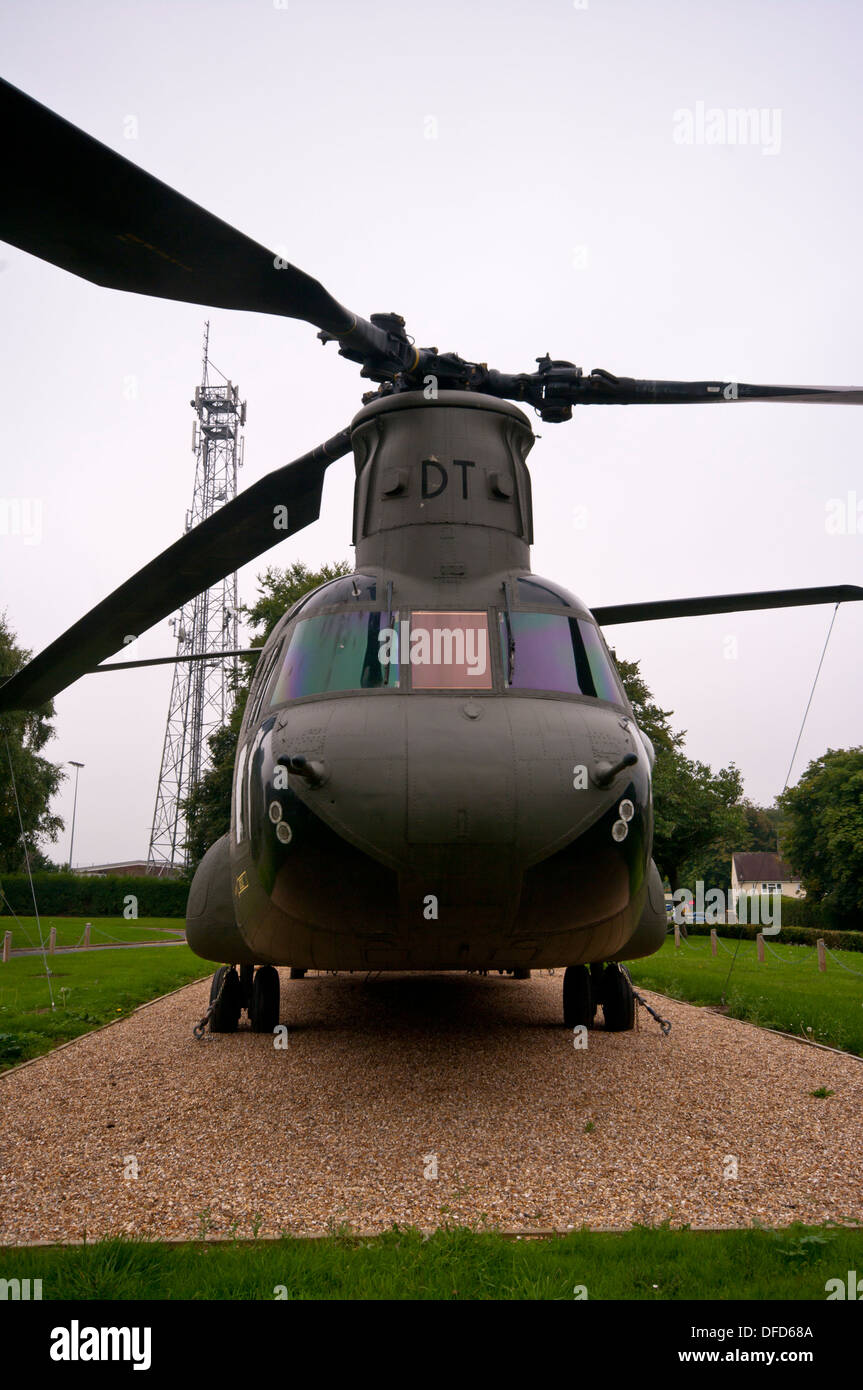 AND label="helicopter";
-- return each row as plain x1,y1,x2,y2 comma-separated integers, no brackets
2,76,861,1038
